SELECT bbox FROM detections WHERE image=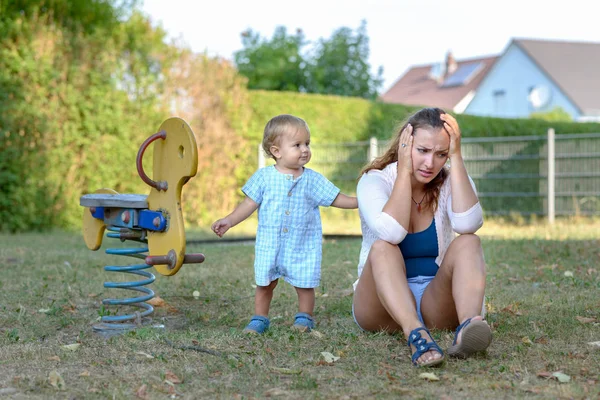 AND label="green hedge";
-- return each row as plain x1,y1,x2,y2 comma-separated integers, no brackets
3,84,600,232
244,90,600,142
